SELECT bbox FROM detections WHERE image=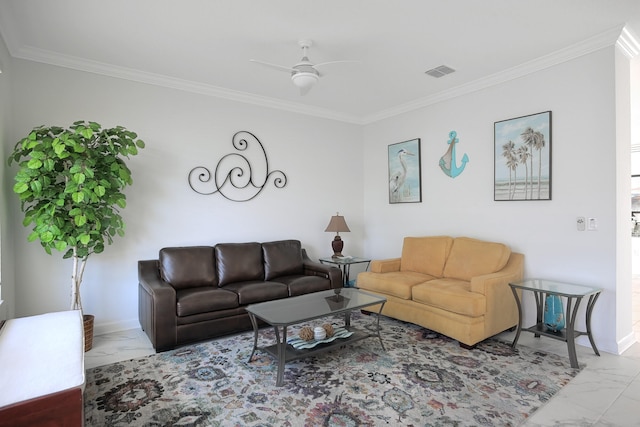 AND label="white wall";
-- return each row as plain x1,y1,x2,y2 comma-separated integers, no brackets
0,30,14,321
7,59,363,334
362,47,628,354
